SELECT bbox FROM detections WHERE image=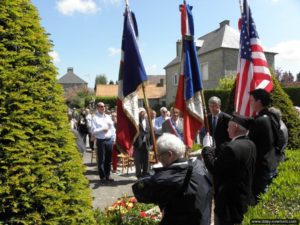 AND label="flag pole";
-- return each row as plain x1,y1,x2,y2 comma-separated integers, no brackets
142,84,158,162
200,91,210,135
